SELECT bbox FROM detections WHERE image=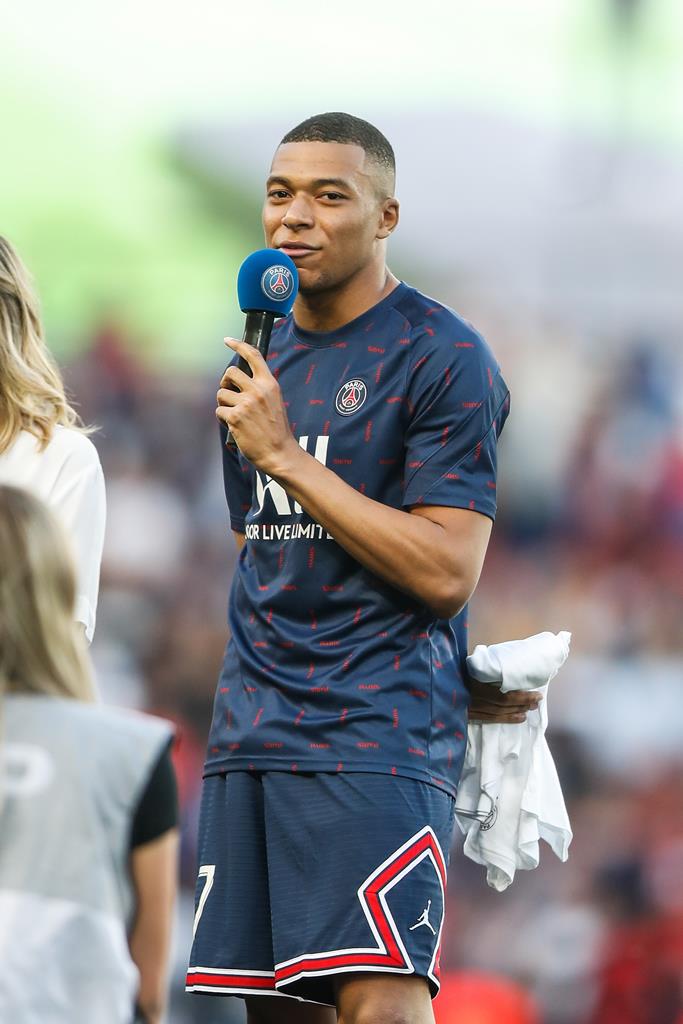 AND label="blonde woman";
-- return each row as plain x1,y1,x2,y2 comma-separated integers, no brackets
0,485,178,1024
0,236,105,642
